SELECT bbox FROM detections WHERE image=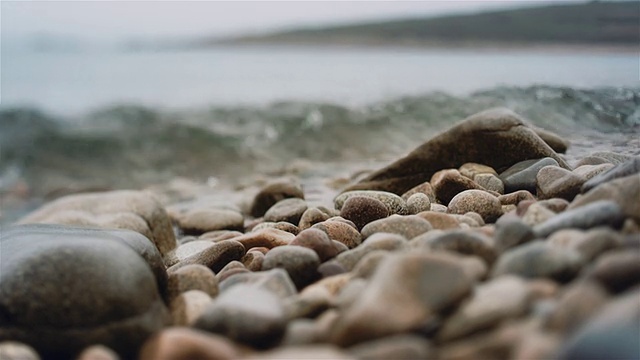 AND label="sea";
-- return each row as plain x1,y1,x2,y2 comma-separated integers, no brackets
1,44,639,223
